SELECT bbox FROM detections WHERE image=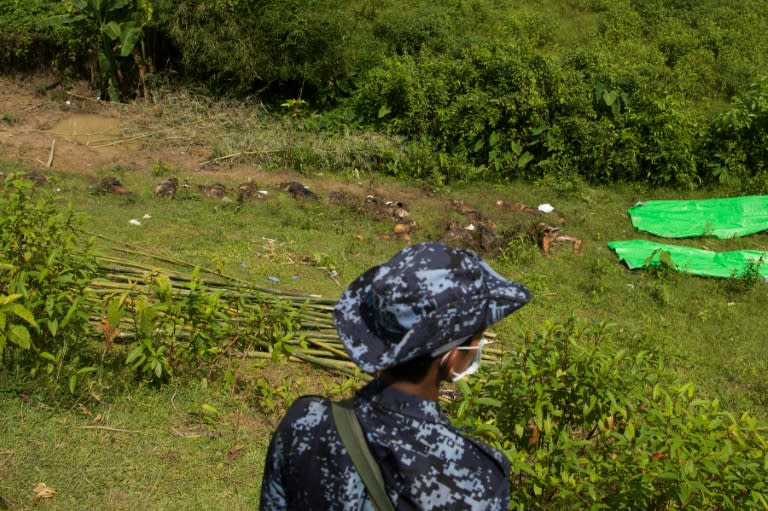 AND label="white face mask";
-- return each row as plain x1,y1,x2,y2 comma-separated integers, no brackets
444,337,489,382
